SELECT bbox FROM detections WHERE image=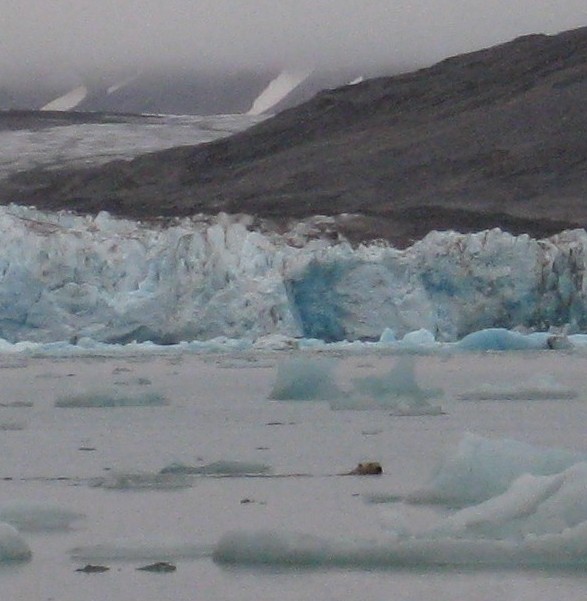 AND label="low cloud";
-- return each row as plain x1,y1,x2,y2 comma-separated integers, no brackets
1,0,587,83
